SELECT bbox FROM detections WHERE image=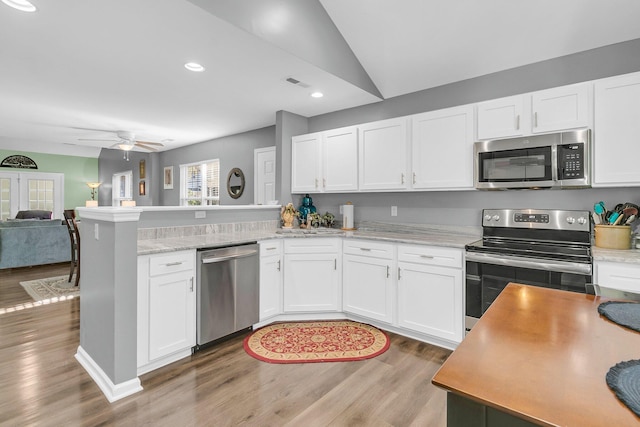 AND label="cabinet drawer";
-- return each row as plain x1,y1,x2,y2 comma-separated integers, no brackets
284,237,341,254
259,239,282,255
397,244,462,268
595,261,640,293
149,250,195,277
343,239,394,259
